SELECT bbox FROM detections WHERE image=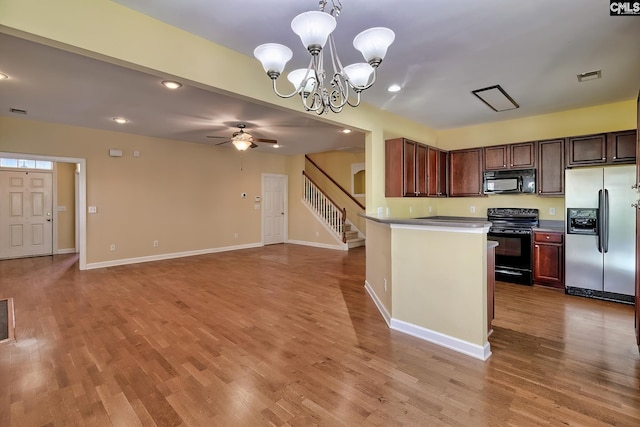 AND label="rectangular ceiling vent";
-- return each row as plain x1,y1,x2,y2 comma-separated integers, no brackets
471,85,519,112
577,70,602,82
9,108,27,115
